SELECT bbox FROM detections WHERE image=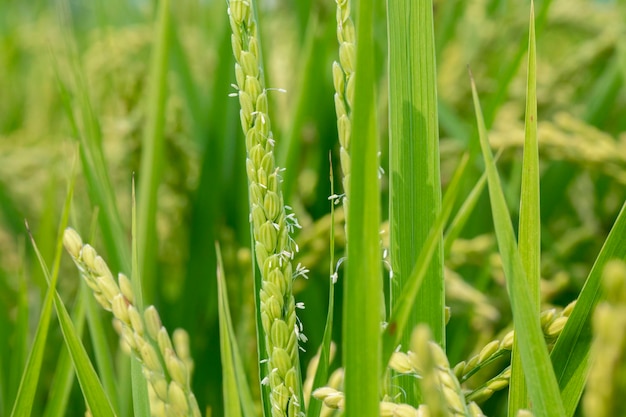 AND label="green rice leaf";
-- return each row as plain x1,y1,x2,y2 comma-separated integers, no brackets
470,72,565,417
130,177,150,417
388,0,444,362
137,0,171,304
216,242,256,417
343,0,381,415
9,260,57,417
42,288,86,417
551,200,626,417
509,3,539,414
382,153,468,368
216,243,243,417
306,158,337,417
